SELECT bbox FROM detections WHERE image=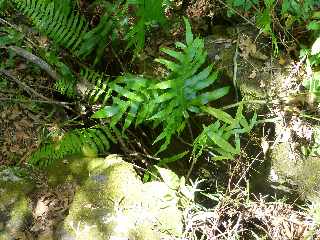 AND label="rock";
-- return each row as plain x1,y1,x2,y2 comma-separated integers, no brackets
205,25,301,111
57,155,183,240
0,167,34,239
268,121,320,201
